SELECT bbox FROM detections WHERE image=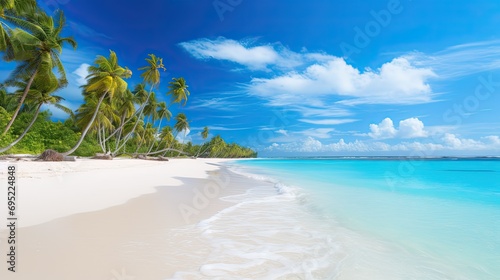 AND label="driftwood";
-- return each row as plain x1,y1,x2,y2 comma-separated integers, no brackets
0,154,37,161
136,154,147,160
135,154,169,161
38,149,64,161
37,150,76,162
157,156,169,161
92,153,113,160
